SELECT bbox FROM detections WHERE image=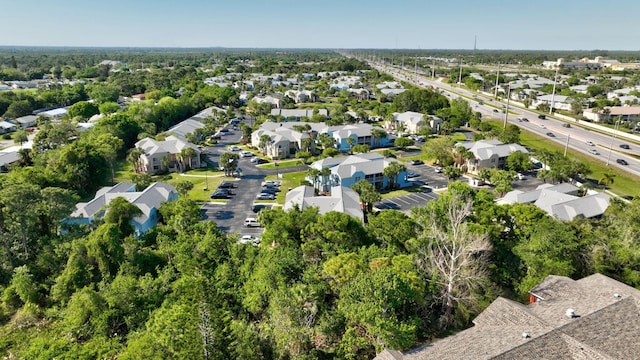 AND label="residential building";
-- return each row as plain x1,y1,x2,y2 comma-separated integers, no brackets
454,140,528,173
375,273,640,360
251,122,323,160
252,95,281,108
65,182,178,237
284,185,364,223
37,107,67,119
498,183,610,221
532,94,572,111
0,120,17,134
326,123,390,151
270,108,328,121
583,106,640,122
0,141,32,172
135,135,201,174
13,115,37,128
390,111,443,134
168,119,205,139
308,153,409,191
284,90,317,103
380,88,407,96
